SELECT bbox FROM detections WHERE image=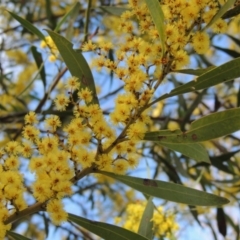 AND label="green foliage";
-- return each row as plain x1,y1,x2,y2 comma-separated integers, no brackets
1,0,240,239
46,30,99,106
144,0,165,55
68,213,149,240
137,197,154,239
98,171,229,206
